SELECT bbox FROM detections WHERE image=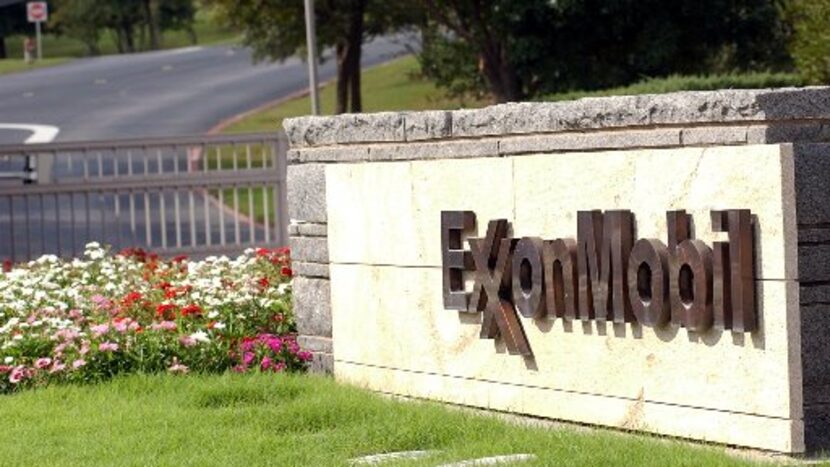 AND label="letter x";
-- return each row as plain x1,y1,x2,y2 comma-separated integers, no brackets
469,220,532,356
